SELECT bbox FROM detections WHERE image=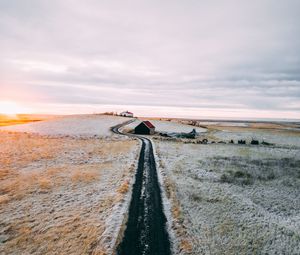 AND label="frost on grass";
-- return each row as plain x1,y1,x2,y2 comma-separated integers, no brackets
0,114,130,138
124,119,207,133
0,131,139,255
155,132,300,255
212,127,300,147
